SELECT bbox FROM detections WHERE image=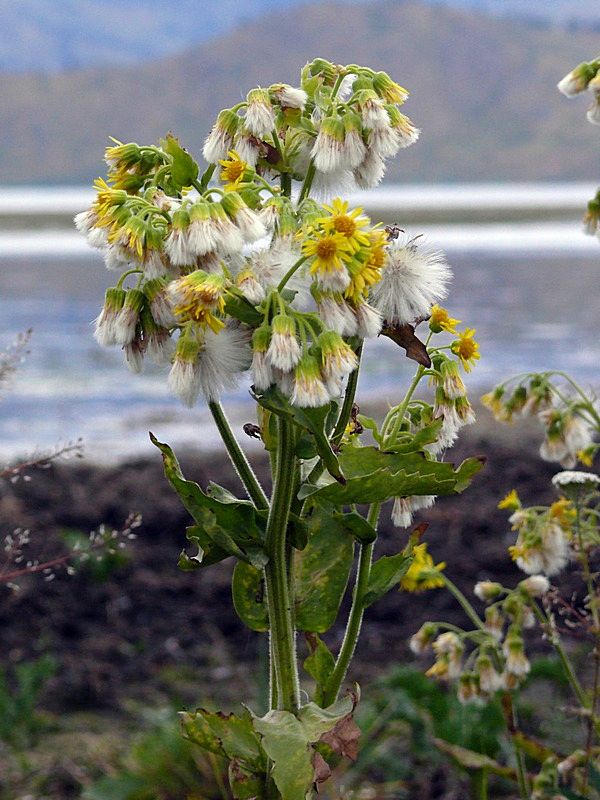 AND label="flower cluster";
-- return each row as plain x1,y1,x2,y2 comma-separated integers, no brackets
557,58,600,125
481,373,597,469
72,60,434,409
410,567,552,704
202,59,419,196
